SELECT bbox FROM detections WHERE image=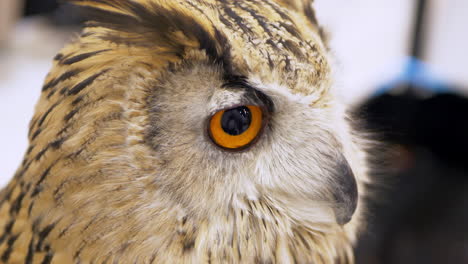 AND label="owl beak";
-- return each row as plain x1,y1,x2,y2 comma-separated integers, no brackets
332,158,358,225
